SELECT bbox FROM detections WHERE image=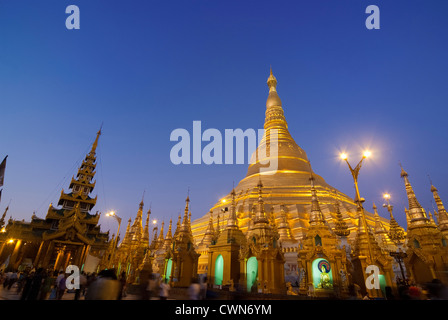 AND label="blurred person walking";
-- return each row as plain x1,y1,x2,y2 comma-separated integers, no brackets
40,270,55,300
118,271,127,300
57,272,67,300
74,272,87,300
188,278,200,300
159,278,170,300
85,269,121,300
200,277,208,300
147,274,157,300
25,268,46,300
